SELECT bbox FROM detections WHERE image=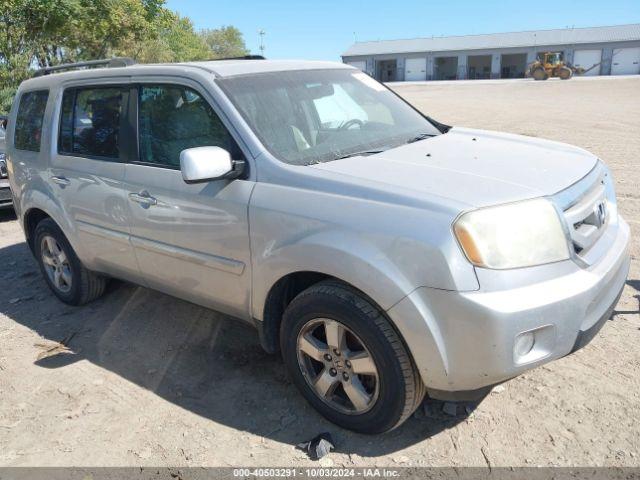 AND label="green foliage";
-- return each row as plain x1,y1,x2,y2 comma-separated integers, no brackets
135,10,211,63
200,26,249,59
0,86,19,115
0,0,249,114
